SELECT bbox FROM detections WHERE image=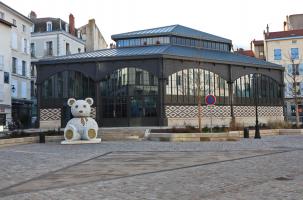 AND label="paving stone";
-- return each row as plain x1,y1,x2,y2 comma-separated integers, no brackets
0,135,302,199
